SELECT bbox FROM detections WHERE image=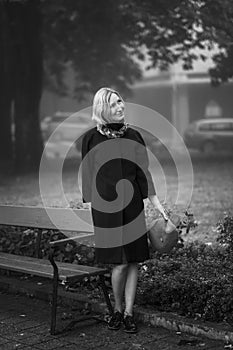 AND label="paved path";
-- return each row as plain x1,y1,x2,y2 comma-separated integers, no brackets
0,291,226,350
